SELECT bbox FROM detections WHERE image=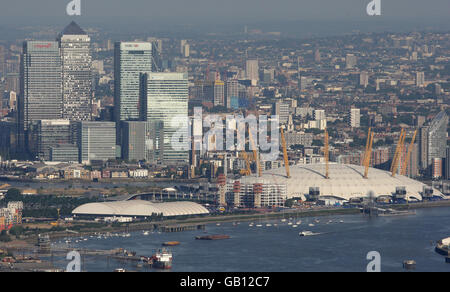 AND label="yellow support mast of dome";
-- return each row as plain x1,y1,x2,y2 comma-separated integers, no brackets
401,129,418,176
324,129,329,179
